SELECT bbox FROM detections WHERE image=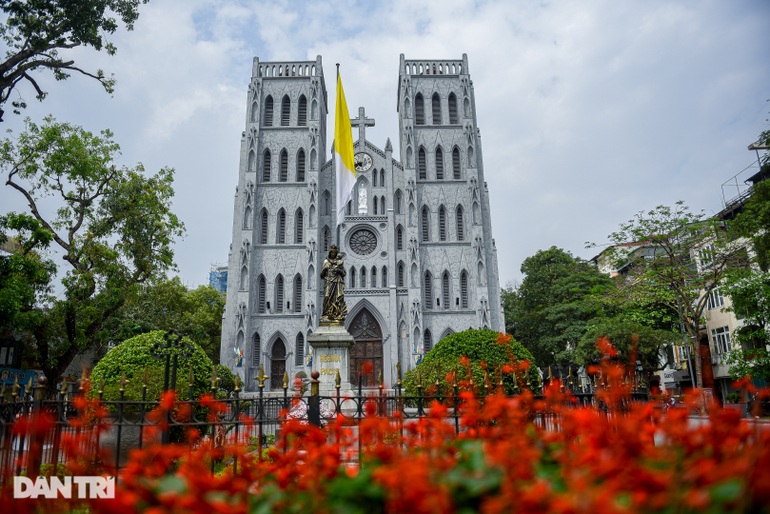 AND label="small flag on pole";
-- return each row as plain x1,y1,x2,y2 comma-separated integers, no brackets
334,69,356,226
